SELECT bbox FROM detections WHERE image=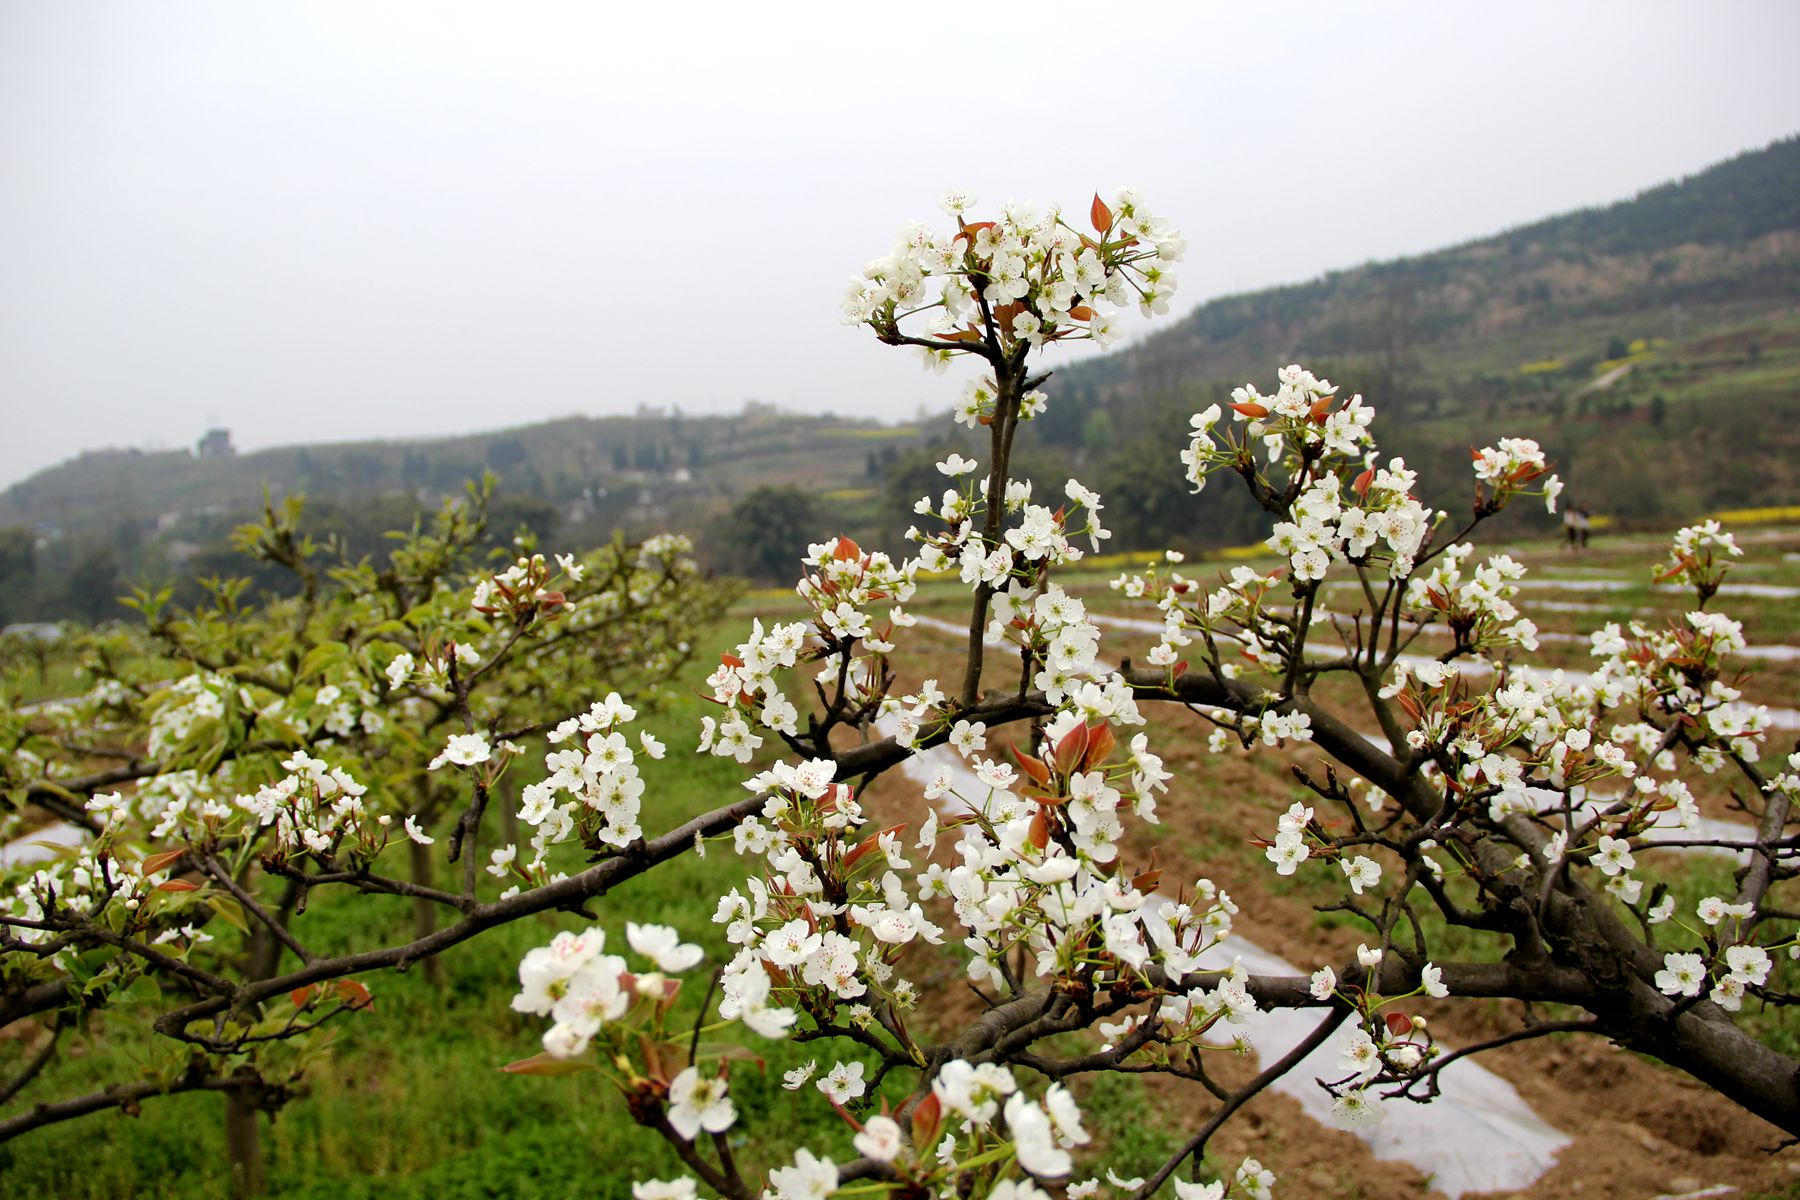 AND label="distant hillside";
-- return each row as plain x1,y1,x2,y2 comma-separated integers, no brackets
0,406,923,622
1023,136,1800,552
1072,136,1800,392
0,406,915,538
